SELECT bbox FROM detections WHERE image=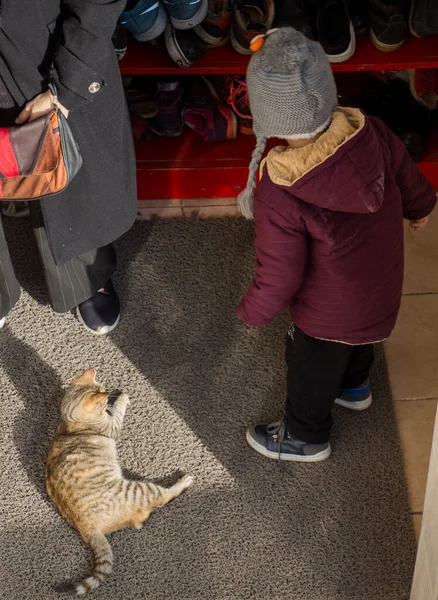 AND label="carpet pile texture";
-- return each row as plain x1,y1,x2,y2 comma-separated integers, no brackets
0,218,416,599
